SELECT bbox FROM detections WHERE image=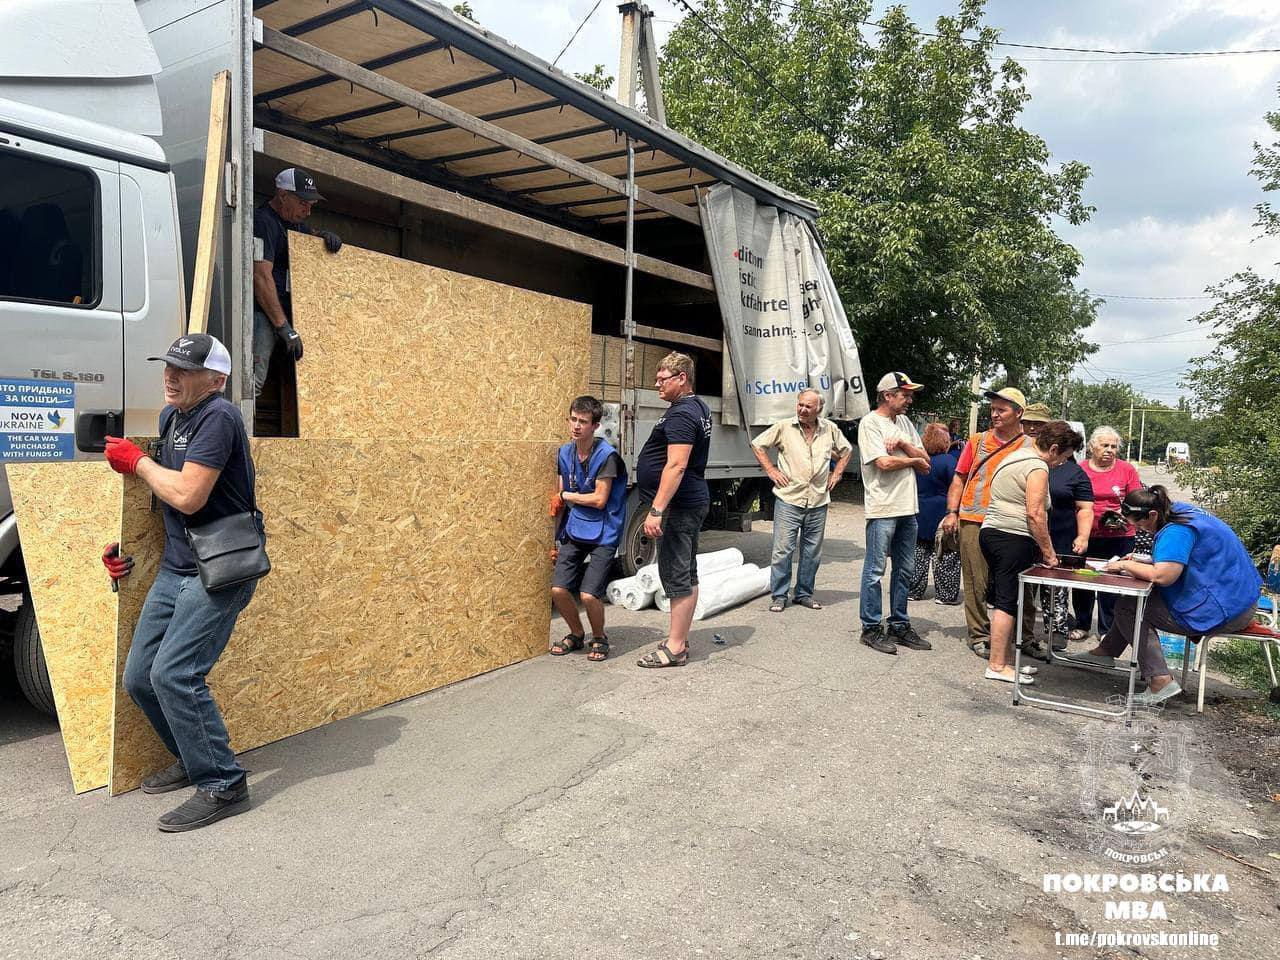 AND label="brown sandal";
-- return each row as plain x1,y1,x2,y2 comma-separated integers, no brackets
637,641,687,668
587,636,609,662
793,597,822,610
550,633,584,656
